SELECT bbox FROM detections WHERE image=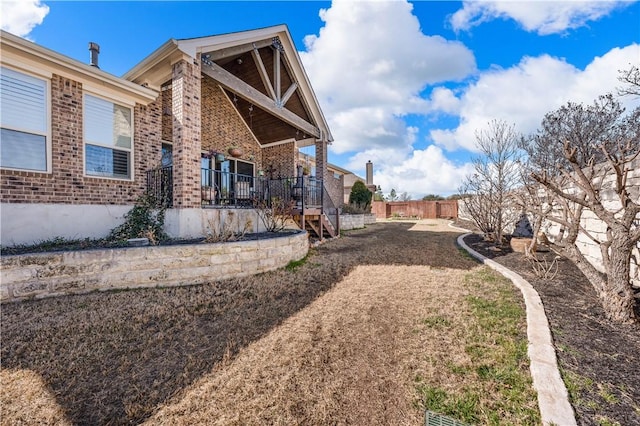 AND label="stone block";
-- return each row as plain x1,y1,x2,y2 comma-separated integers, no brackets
13,280,48,298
